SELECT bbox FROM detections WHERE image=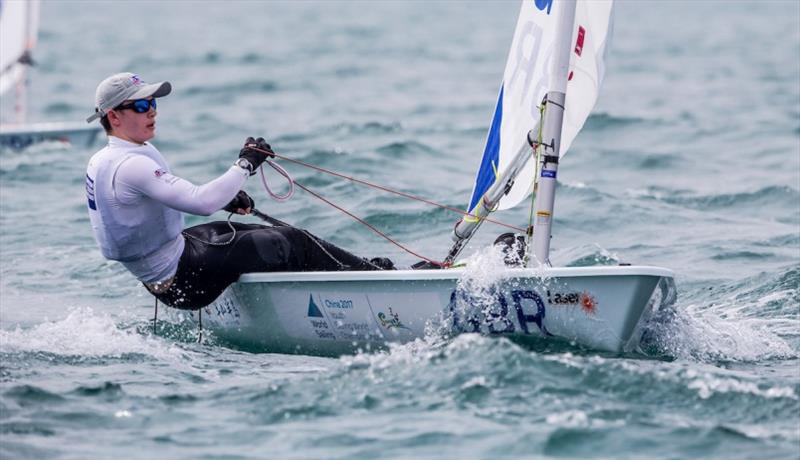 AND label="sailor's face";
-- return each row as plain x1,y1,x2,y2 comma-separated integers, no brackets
109,97,157,144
